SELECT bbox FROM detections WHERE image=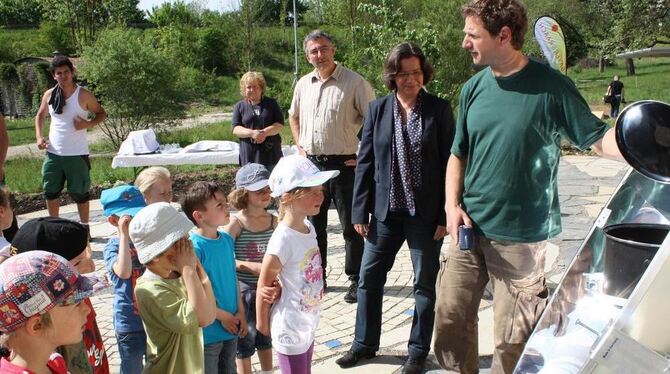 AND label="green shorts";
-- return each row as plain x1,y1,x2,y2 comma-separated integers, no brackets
42,152,91,203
